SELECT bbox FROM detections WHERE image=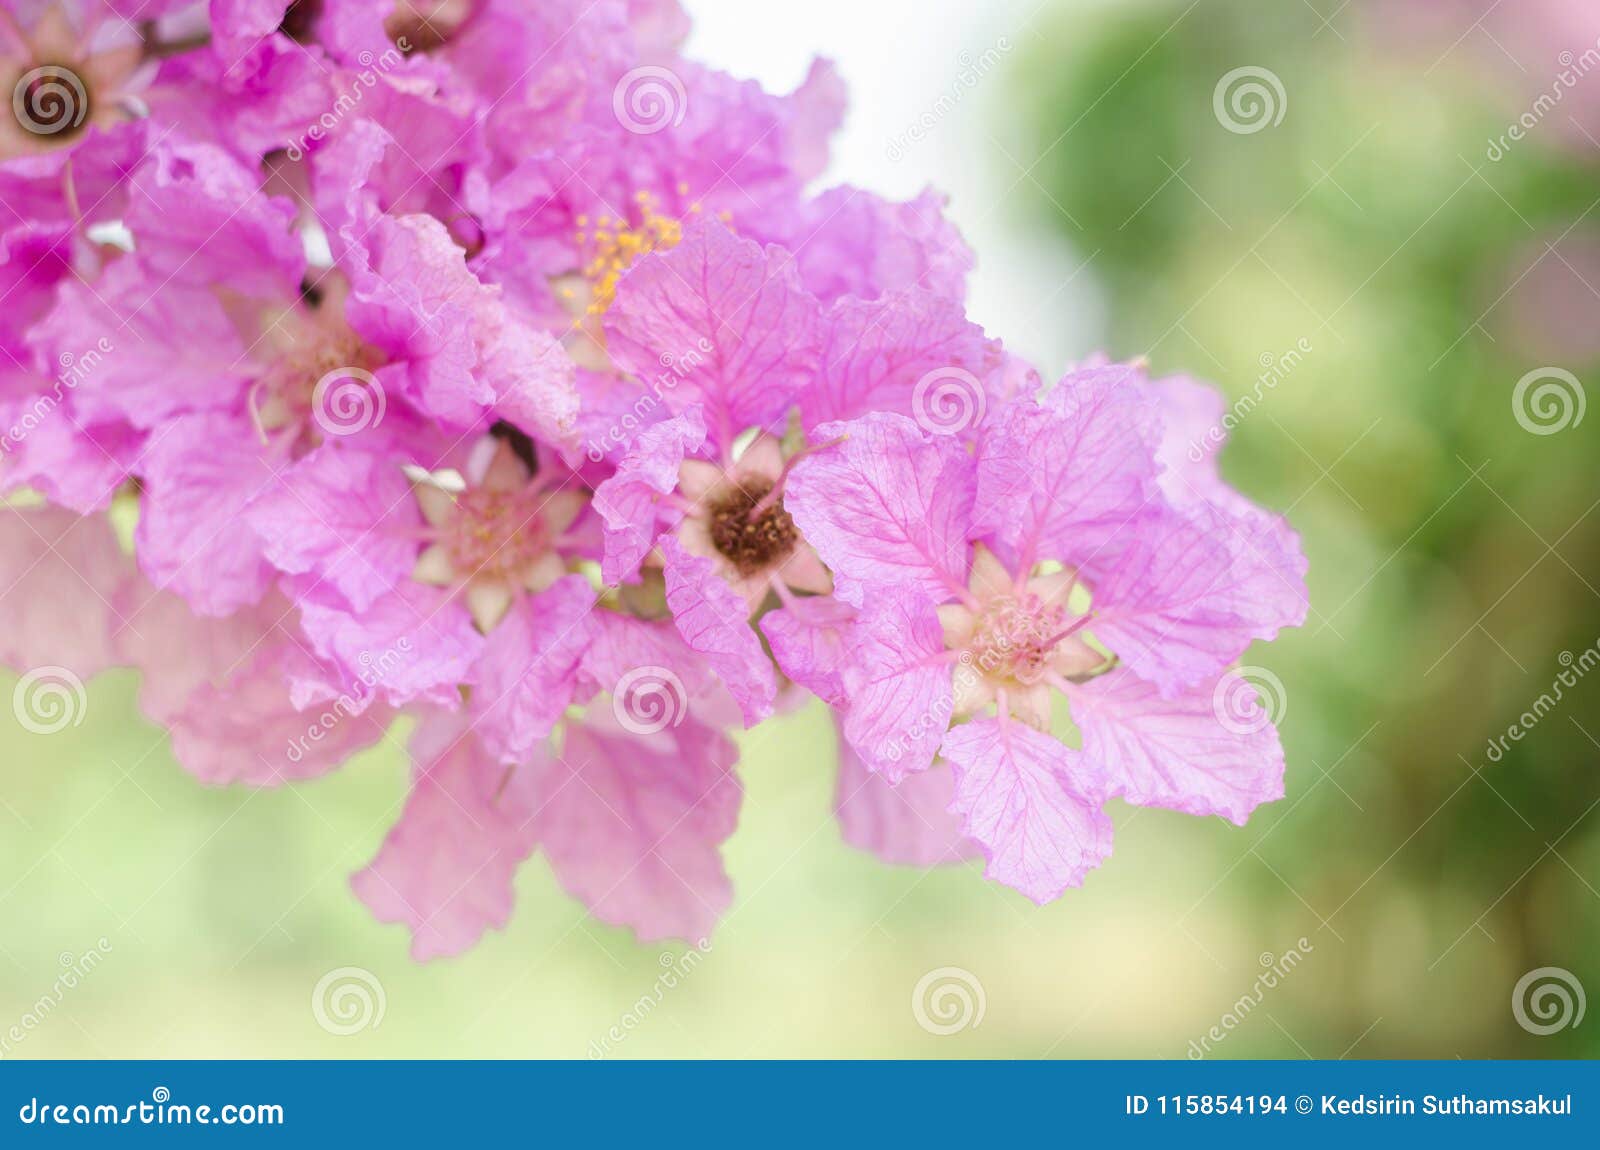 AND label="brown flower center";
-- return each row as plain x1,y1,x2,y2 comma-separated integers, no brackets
278,0,323,44
386,1,471,54
708,481,798,576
